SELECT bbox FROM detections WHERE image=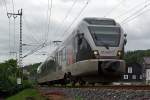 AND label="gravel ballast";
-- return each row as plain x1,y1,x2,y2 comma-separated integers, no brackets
40,87,150,100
